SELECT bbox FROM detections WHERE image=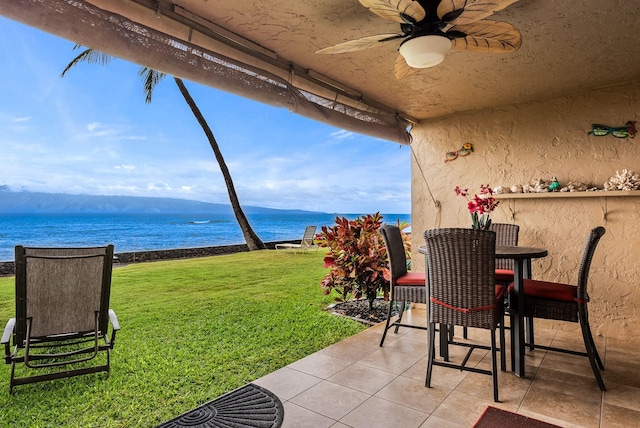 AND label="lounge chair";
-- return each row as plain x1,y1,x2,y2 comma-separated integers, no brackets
275,226,318,253
2,245,120,393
